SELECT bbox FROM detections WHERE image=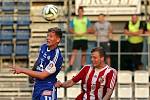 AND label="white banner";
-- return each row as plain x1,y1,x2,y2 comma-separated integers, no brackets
75,0,141,15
